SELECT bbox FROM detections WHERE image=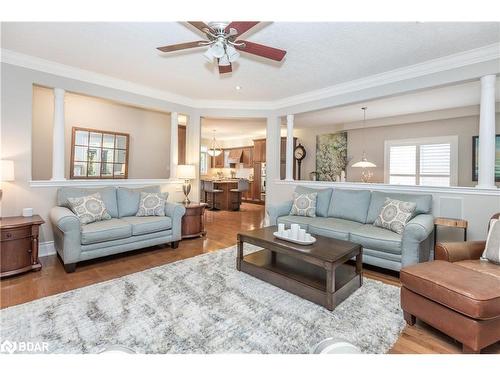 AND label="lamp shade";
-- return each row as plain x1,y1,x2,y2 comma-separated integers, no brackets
1,160,15,181
177,164,196,179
